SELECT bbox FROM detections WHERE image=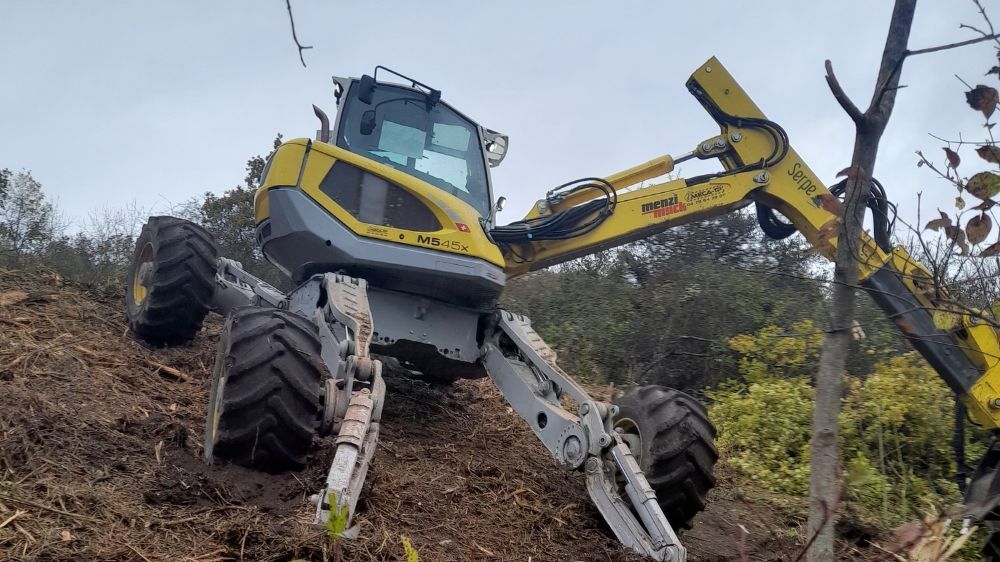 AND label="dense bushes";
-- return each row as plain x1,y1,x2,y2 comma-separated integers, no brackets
841,354,978,521
709,320,821,494
710,322,977,523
